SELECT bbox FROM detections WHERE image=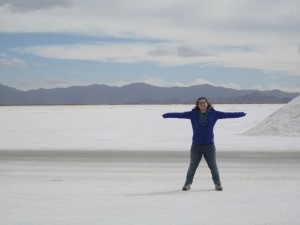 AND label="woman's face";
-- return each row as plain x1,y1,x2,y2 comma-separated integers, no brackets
198,99,208,112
